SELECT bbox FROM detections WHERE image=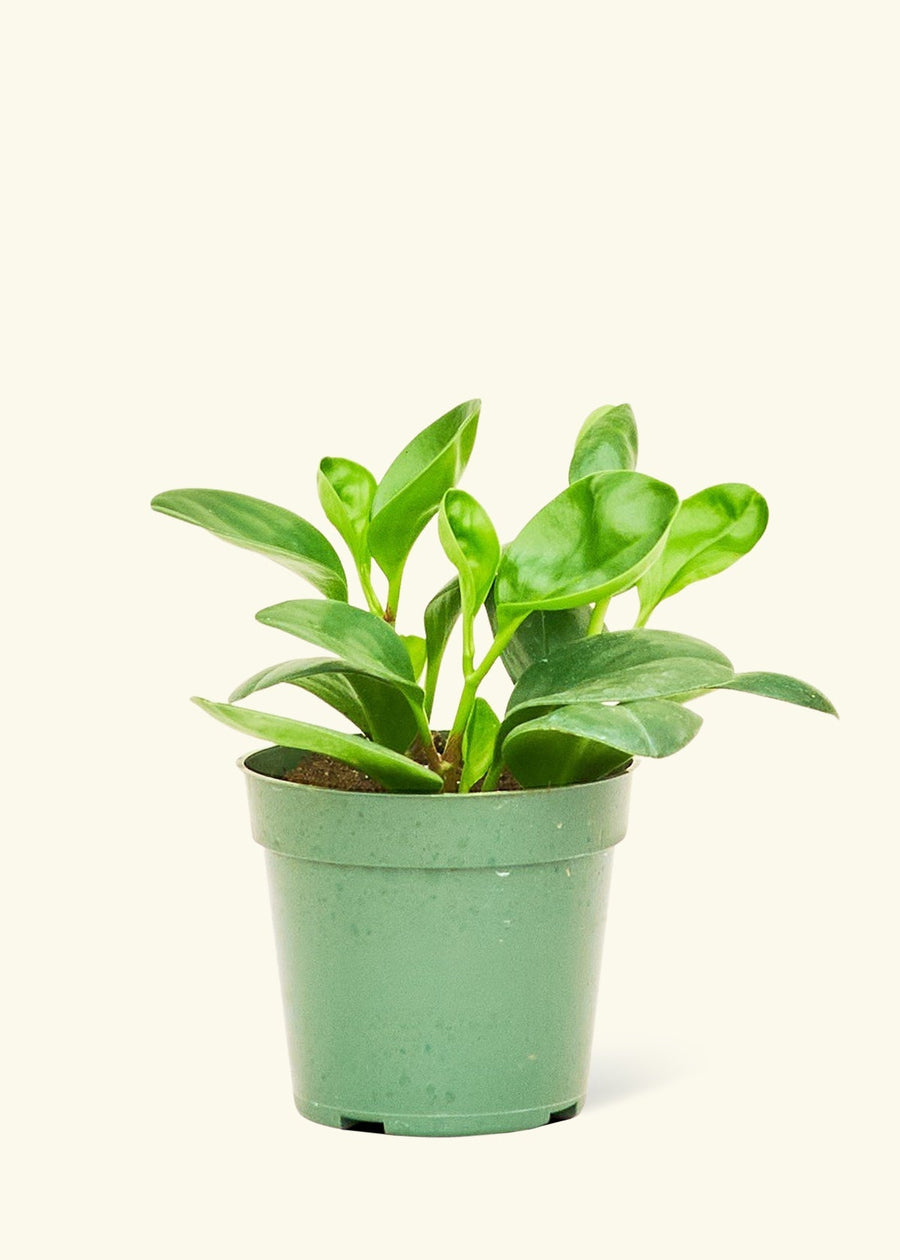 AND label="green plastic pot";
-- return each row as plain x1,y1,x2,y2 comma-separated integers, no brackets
240,745,632,1137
